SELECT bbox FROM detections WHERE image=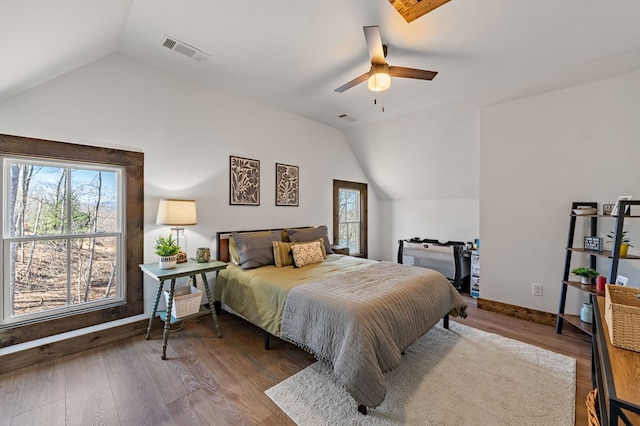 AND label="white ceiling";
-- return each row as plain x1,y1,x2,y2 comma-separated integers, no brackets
2,0,640,130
